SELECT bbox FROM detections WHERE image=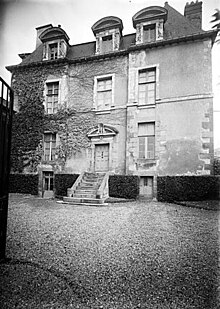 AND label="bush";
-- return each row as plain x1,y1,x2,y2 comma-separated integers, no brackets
109,175,139,199
157,176,220,202
54,174,79,197
214,158,220,175
9,174,38,195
